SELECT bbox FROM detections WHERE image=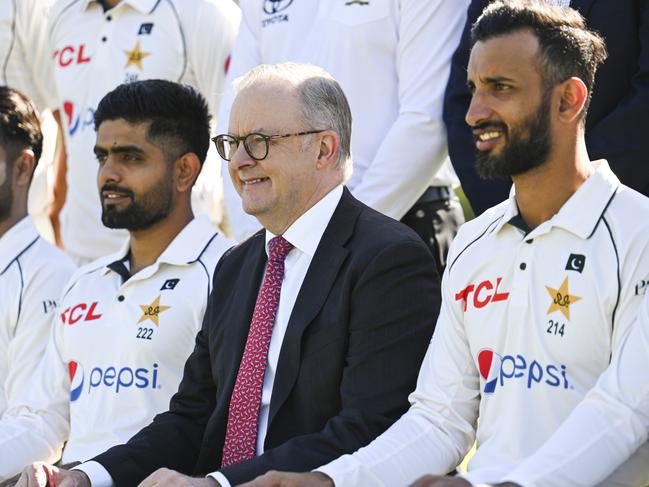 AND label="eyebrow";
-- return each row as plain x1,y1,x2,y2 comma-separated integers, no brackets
93,144,146,156
479,75,516,84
